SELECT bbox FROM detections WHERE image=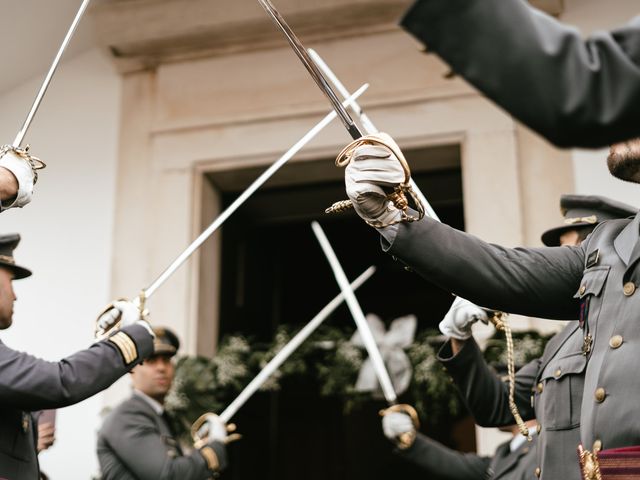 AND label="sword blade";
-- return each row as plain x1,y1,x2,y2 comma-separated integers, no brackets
257,0,363,140
307,48,441,221
142,84,369,300
219,266,376,423
13,0,93,148
311,221,397,404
